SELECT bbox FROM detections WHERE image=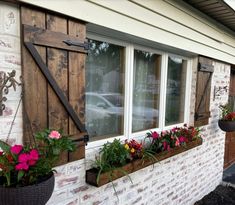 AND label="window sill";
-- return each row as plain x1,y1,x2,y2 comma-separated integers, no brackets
86,138,203,187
